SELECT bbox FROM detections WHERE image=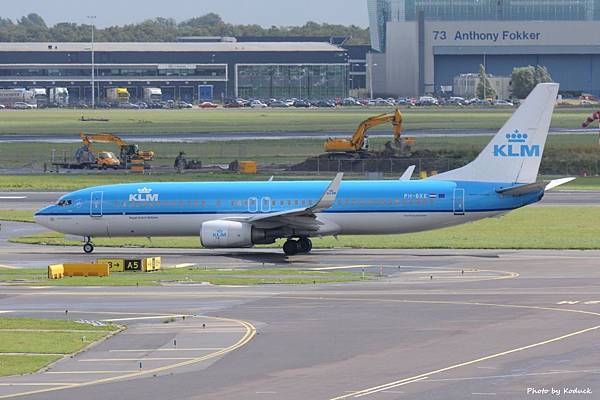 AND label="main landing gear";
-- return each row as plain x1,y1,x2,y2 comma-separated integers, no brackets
283,237,312,256
83,237,94,254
